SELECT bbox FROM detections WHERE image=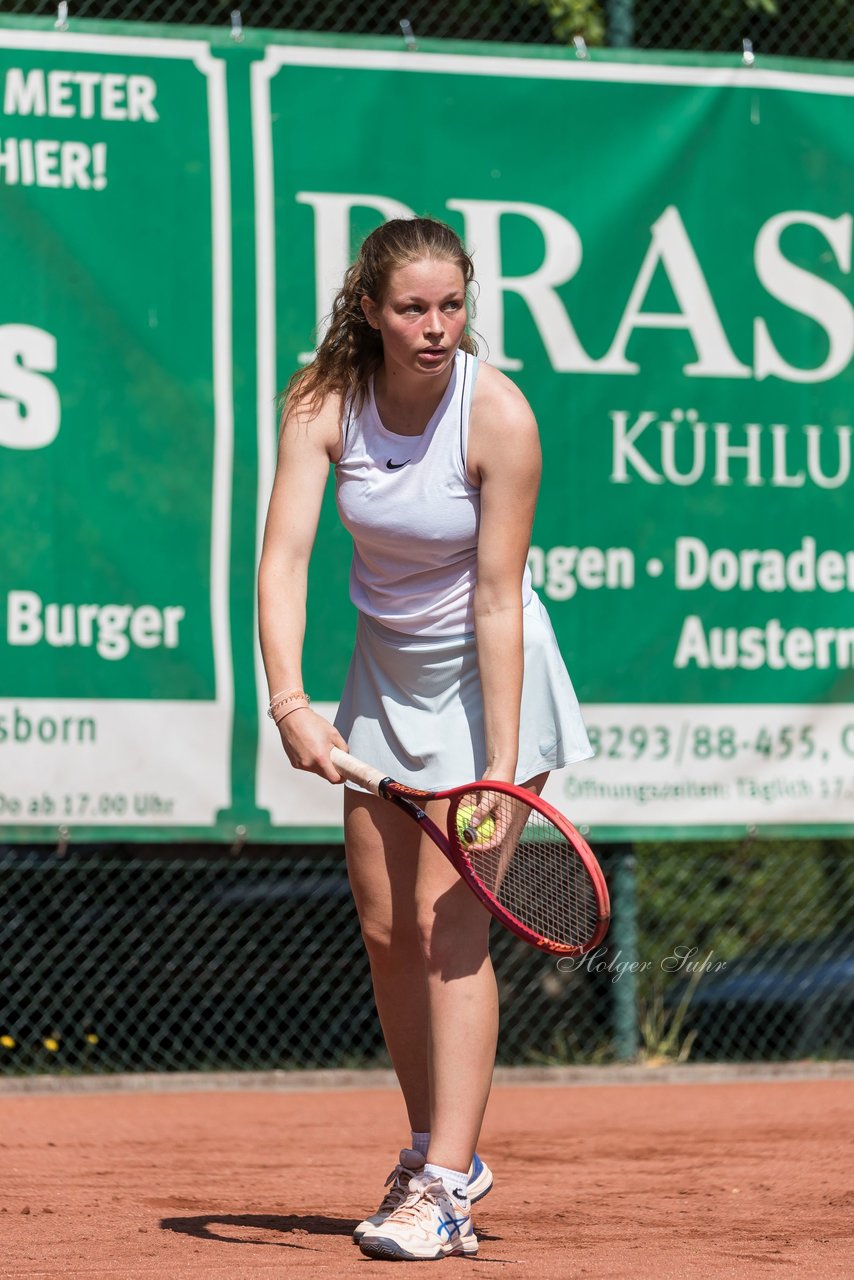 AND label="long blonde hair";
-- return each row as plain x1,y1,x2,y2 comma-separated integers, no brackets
284,217,478,418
